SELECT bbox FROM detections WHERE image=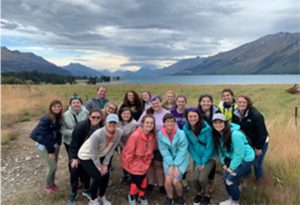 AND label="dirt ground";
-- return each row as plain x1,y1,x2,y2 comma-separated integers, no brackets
1,121,228,205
